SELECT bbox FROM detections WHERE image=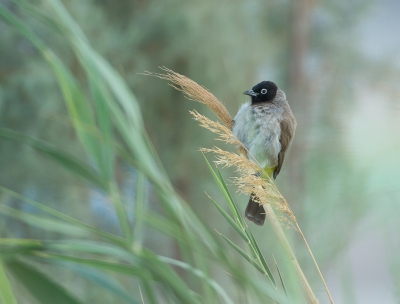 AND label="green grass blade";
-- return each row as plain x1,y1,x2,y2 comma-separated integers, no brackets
216,169,246,227
38,253,142,276
0,128,107,190
140,270,158,304
45,0,144,129
43,250,197,303
0,187,126,246
0,239,42,246
245,228,276,286
45,240,136,263
160,256,234,304
52,261,140,304
0,3,46,52
12,0,64,32
140,249,200,304
0,244,44,261
133,172,146,250
0,240,43,261
0,205,91,237
144,212,185,241
192,249,215,303
207,195,248,240
50,60,103,174
159,287,179,304
6,260,84,304
219,234,265,274
274,257,287,295
144,213,212,258
0,239,44,261
108,182,133,245
0,262,17,304
78,50,124,182
88,75,115,181
215,169,236,205
203,155,239,221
